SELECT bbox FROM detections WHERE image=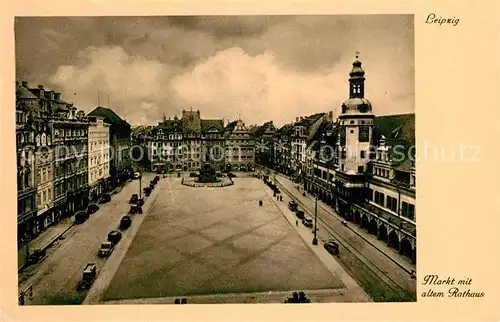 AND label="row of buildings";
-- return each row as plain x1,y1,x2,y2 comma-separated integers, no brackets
251,56,416,263
16,81,132,244
132,110,256,173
